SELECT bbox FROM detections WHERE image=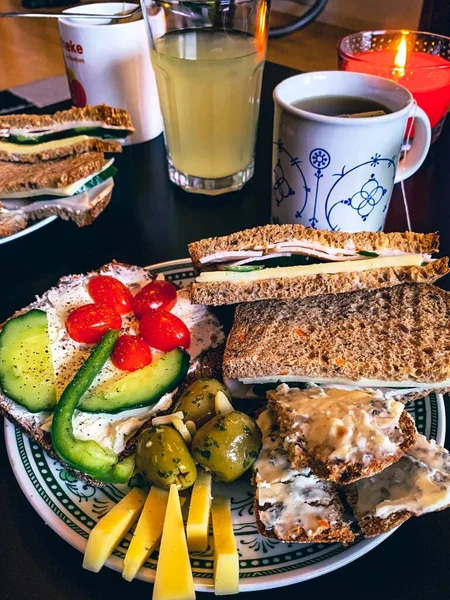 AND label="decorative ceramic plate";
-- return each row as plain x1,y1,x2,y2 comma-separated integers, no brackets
0,215,57,246
4,259,447,592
